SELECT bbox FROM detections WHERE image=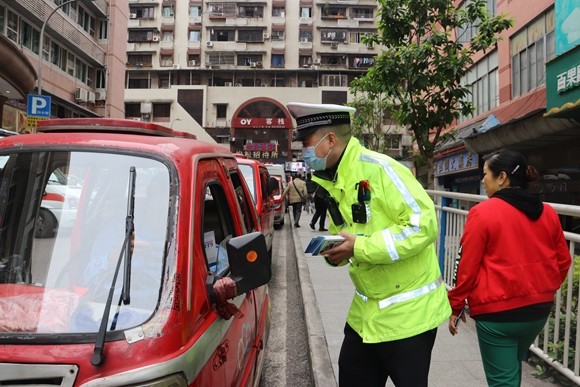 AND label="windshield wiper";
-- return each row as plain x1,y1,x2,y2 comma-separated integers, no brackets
91,167,136,367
